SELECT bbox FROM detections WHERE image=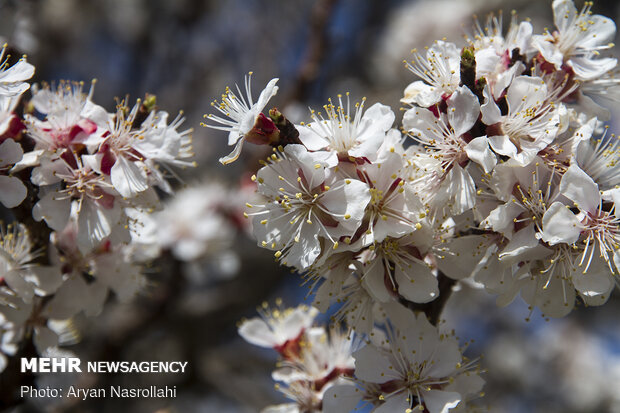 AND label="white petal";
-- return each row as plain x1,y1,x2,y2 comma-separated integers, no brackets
521,274,575,318
363,102,395,132
238,318,276,348
569,57,617,81
255,78,279,110
352,345,394,383
553,0,577,33
26,266,63,296
32,192,71,231
437,235,489,280
0,176,26,208
425,339,461,378
33,327,58,353
560,164,600,213
480,85,502,125
572,258,614,298
362,259,393,302
488,135,518,159
465,136,496,173
447,86,480,137
374,394,411,413
422,390,461,413
506,76,546,115
576,15,616,48
0,138,23,166
401,81,441,107
499,225,540,262
540,202,583,245
77,201,118,253
395,260,438,303
110,156,148,198
484,199,523,235
322,384,362,413
297,124,329,151
219,137,245,165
